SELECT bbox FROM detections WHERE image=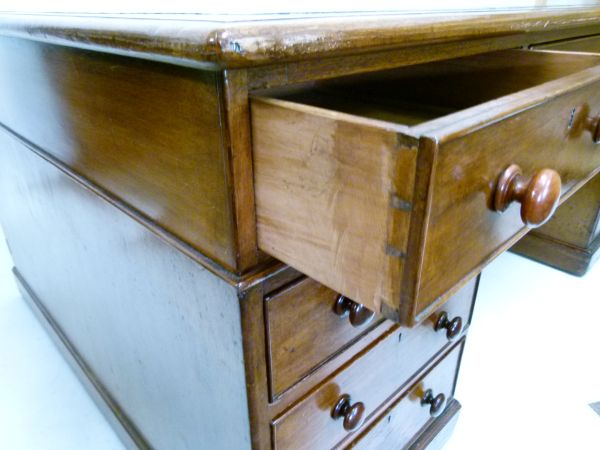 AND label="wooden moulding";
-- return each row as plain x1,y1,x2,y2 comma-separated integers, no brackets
251,49,600,324
3,9,600,68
